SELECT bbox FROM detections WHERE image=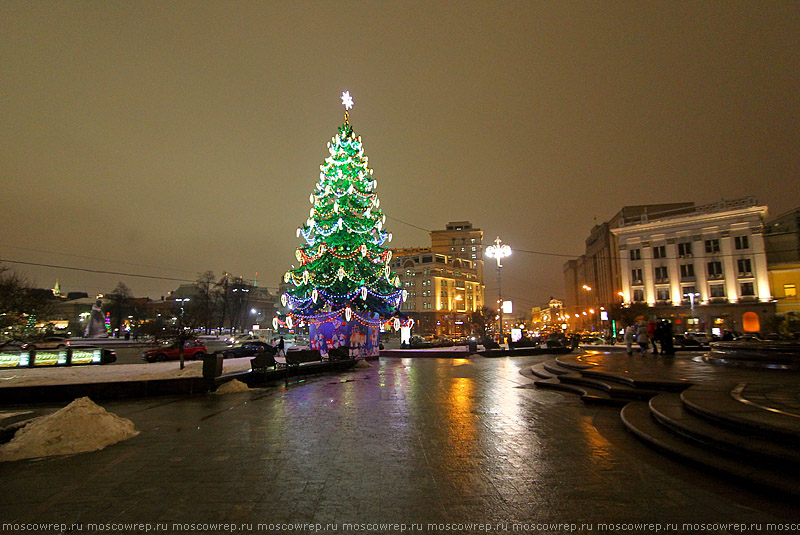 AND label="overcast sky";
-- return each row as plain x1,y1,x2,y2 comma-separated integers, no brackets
2,1,799,310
